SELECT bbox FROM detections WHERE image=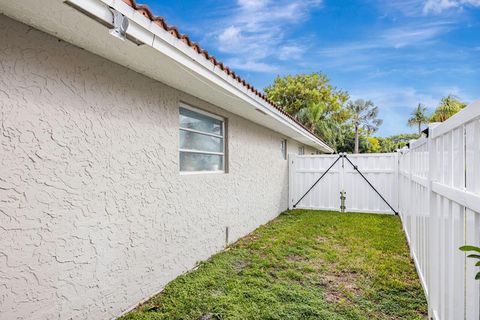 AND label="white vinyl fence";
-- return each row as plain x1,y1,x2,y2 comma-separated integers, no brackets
399,101,480,320
288,101,480,319
289,153,398,214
